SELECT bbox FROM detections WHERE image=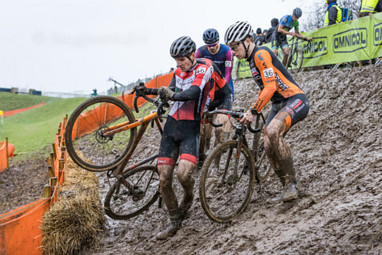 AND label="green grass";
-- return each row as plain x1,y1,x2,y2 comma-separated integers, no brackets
0,92,55,111
0,92,160,161
0,96,88,158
